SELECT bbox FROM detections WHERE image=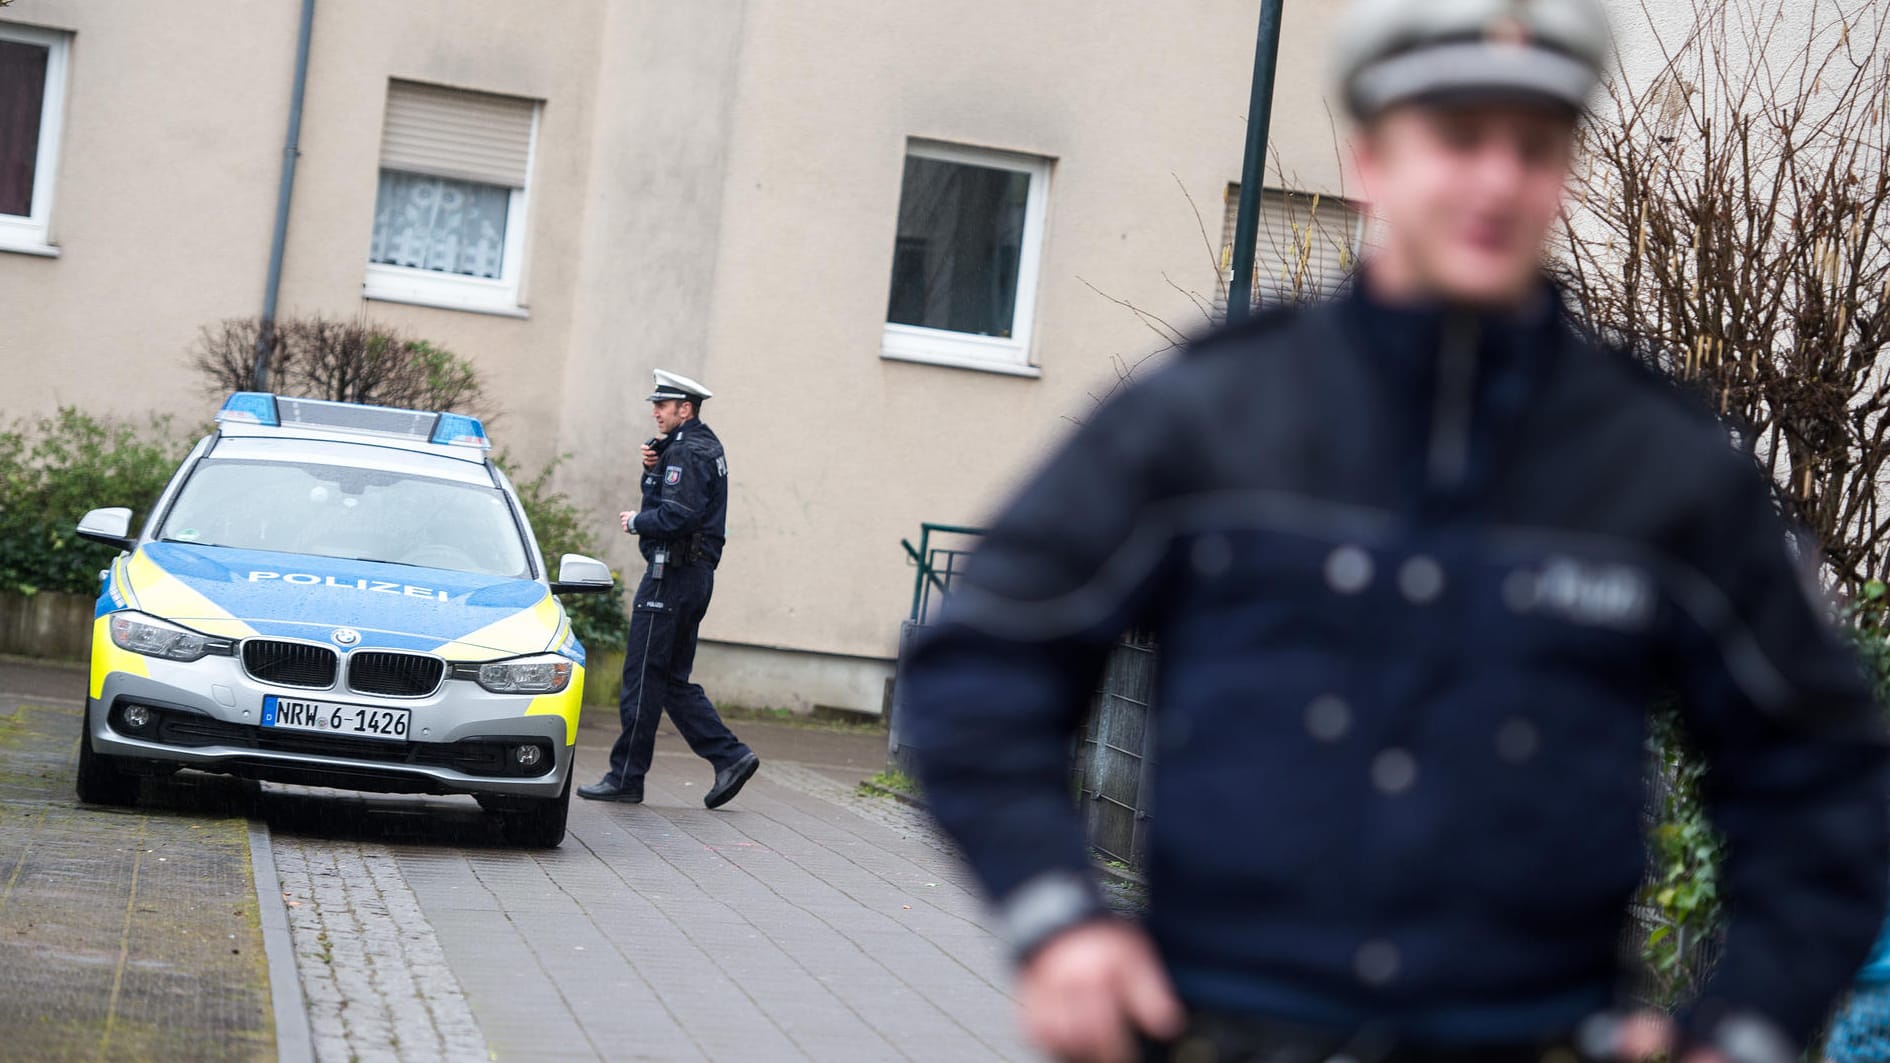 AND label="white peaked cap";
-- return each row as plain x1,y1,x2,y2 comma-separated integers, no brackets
1334,0,1612,119
648,369,713,403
